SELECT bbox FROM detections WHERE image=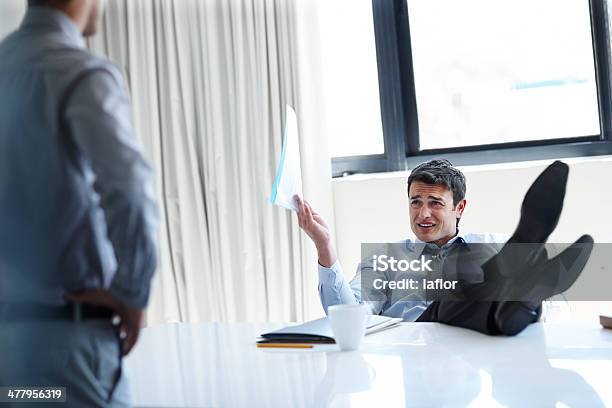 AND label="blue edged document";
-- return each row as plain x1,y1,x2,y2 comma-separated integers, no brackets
258,315,402,344
270,105,303,212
